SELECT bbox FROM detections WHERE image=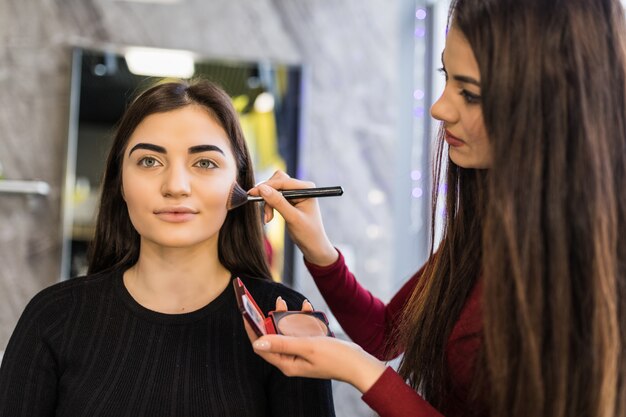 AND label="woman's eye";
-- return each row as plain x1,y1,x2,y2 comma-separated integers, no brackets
138,157,162,168
460,90,481,104
194,159,217,170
